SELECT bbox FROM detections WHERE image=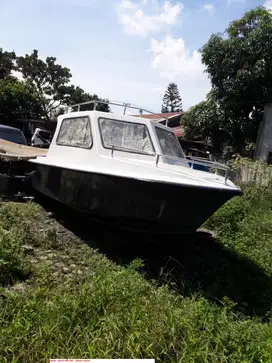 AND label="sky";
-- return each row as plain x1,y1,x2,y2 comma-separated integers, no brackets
0,0,269,113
